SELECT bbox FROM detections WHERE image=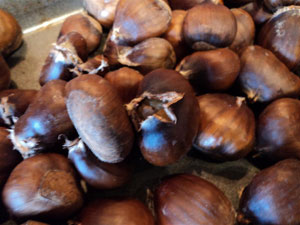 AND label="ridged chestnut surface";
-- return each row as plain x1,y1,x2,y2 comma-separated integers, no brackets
77,198,155,225
183,3,237,50
238,159,300,225
155,174,236,225
2,153,84,219
65,75,134,163
258,6,300,71
257,98,300,161
176,48,240,92
238,45,300,102
11,80,75,158
126,69,199,166
193,94,255,160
